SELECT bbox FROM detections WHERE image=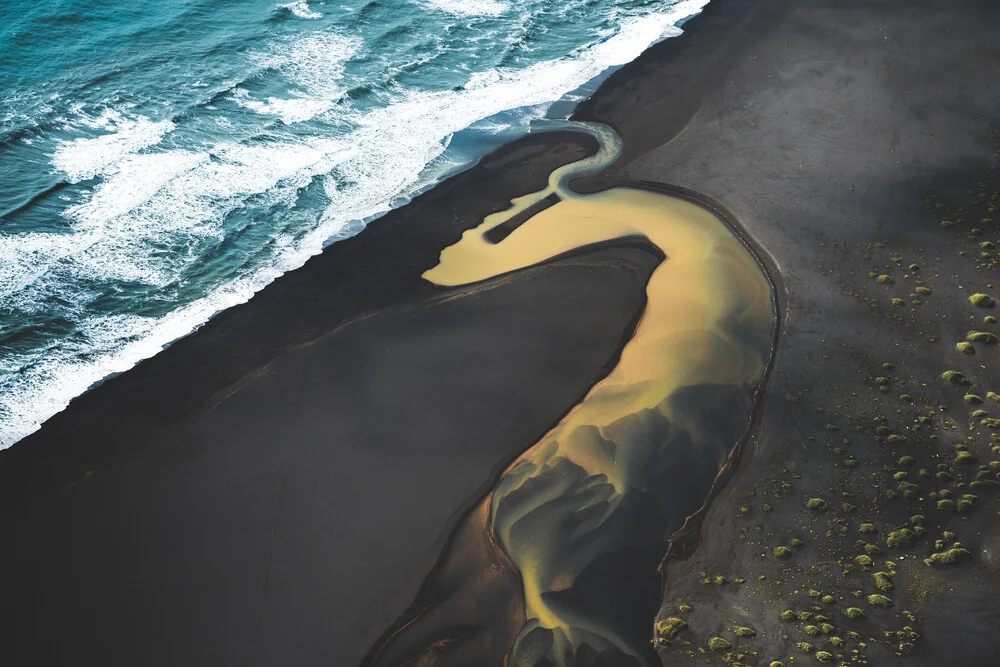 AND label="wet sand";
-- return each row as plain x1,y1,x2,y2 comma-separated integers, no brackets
377,130,776,665
1,240,662,667
0,131,665,667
